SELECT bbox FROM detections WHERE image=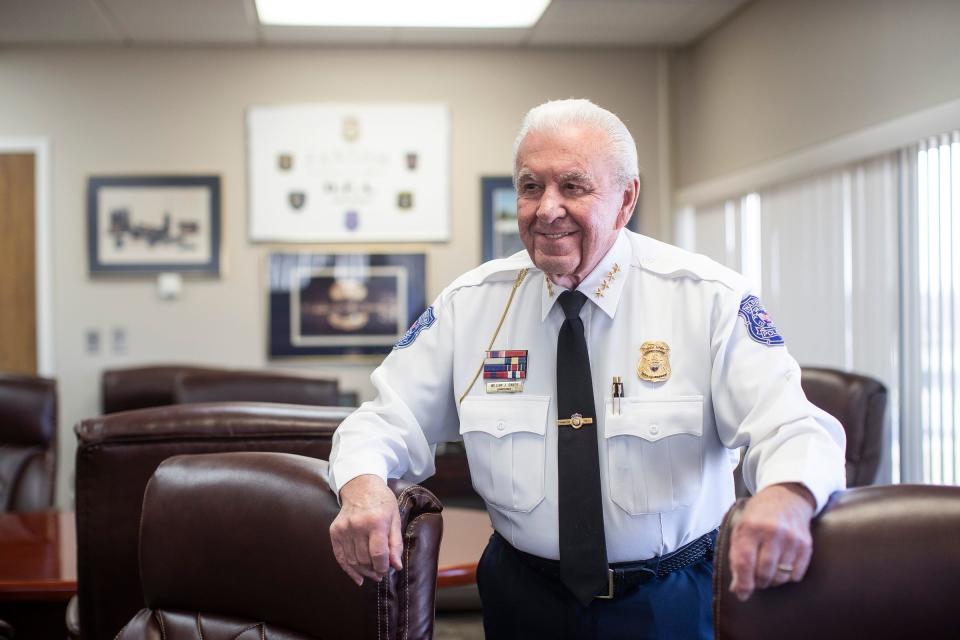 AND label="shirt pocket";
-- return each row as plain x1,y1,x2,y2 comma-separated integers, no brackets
459,395,550,513
604,395,704,515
